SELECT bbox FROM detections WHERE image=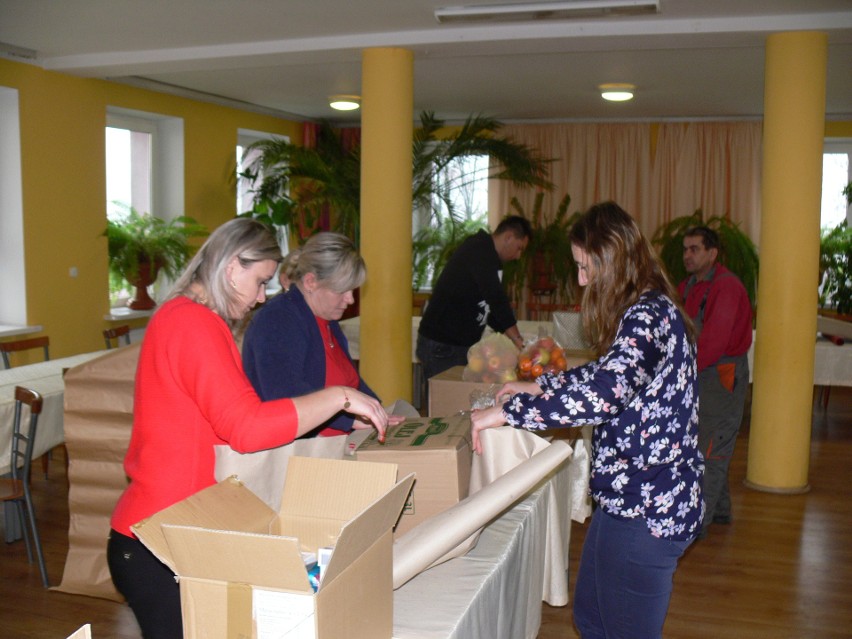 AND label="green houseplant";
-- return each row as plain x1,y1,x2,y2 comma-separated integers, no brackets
502,192,583,309
104,208,208,309
238,111,552,283
651,210,760,308
819,220,852,317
